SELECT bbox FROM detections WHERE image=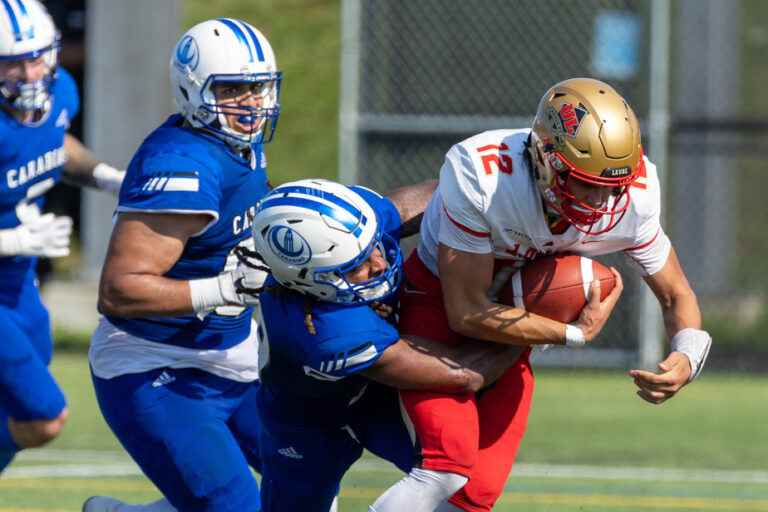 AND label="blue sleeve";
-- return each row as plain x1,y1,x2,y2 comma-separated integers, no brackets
350,185,401,241
56,68,80,120
304,306,399,379
118,152,221,218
